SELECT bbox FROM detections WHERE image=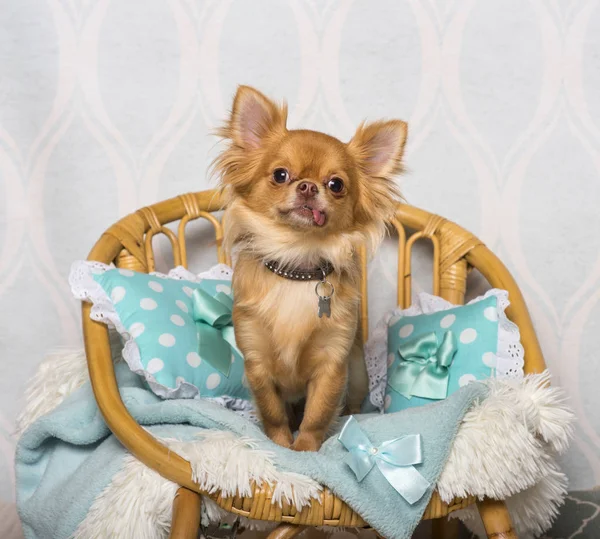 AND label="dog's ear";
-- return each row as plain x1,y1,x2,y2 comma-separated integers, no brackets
349,120,407,249
229,86,287,149
348,120,408,178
